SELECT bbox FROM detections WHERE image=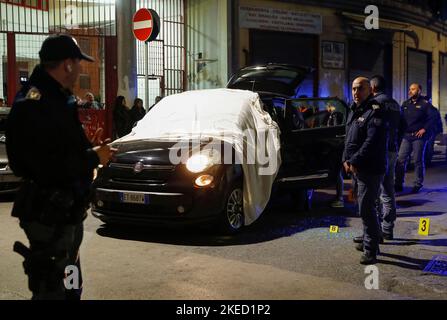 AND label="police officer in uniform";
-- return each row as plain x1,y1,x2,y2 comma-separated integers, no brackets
343,77,388,265
6,34,116,299
395,83,437,193
370,75,402,239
